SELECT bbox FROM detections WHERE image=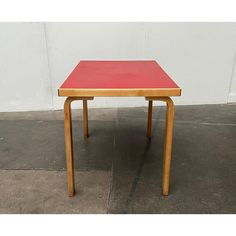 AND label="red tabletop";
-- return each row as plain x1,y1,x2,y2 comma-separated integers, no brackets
60,60,179,89
58,60,181,97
